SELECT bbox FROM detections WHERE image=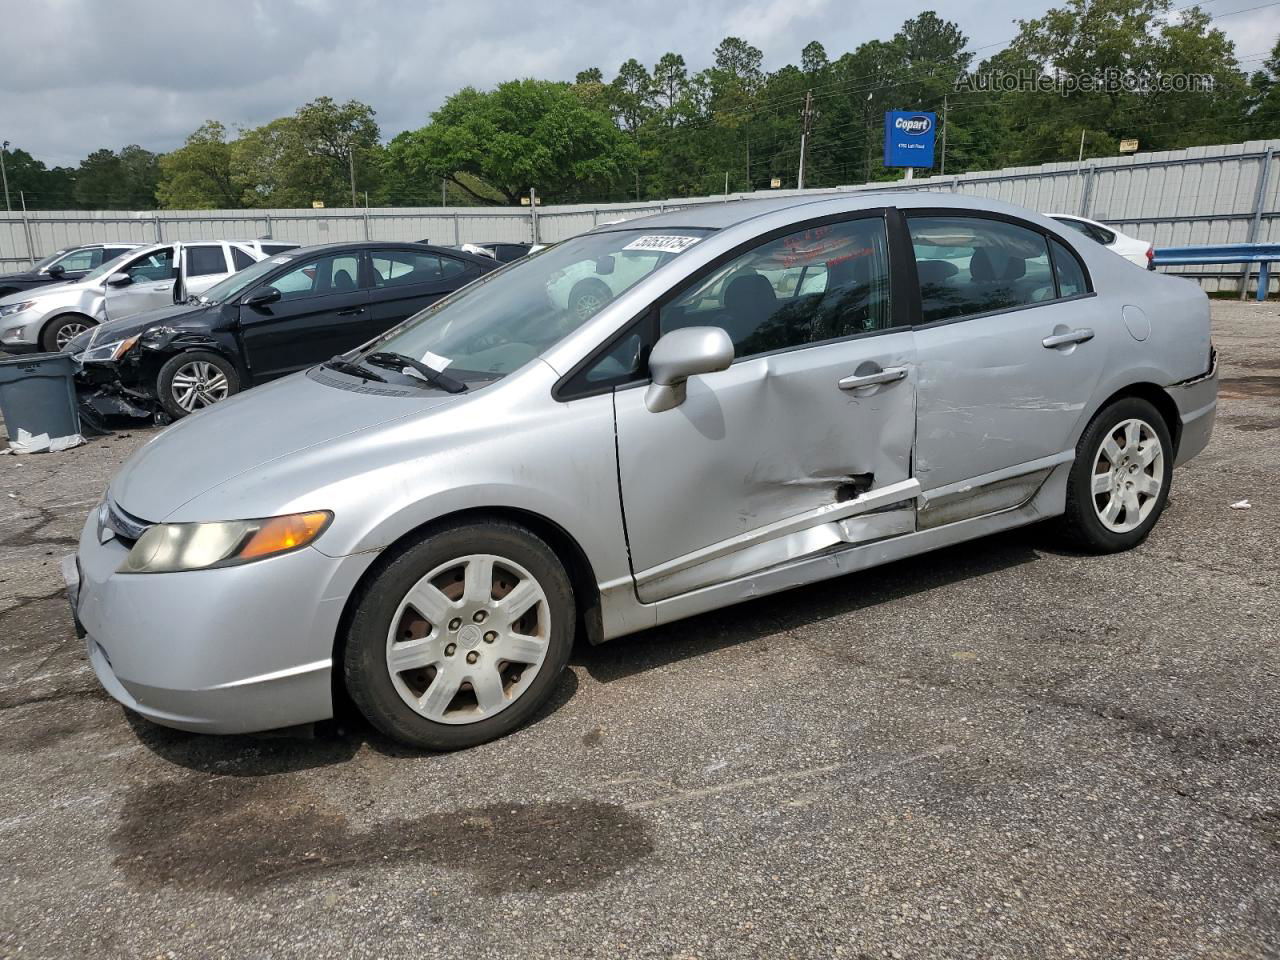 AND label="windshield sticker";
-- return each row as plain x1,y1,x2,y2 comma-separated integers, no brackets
623,235,702,254
421,350,452,370
271,256,294,264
